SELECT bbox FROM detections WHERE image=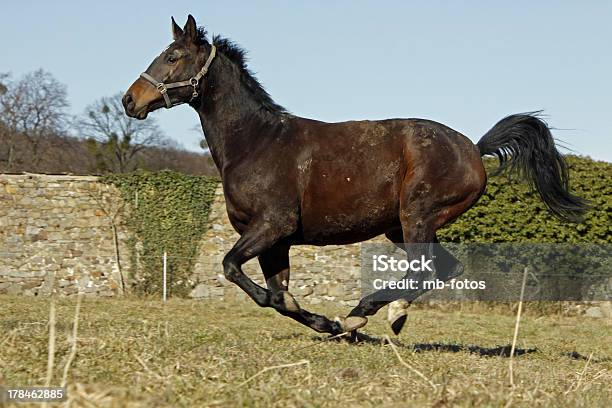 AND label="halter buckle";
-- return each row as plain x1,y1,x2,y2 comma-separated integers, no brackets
156,83,168,94
189,78,200,100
